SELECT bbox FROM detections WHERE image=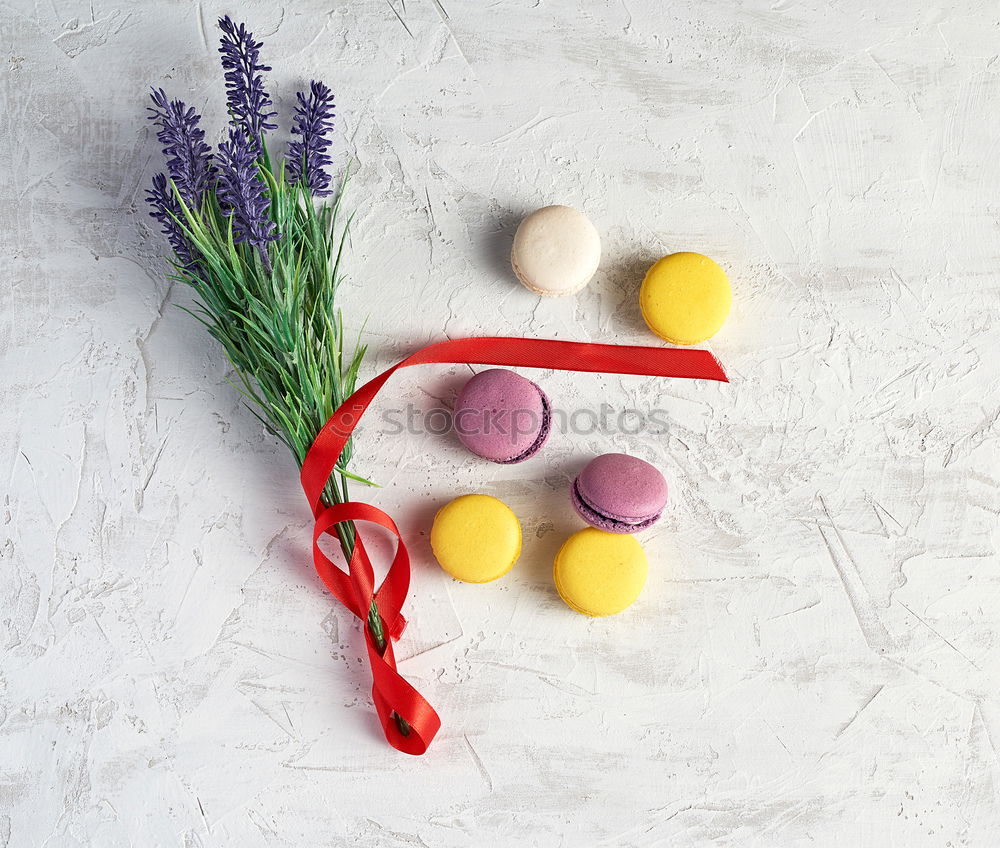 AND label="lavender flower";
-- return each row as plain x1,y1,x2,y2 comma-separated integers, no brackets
215,127,279,271
286,81,336,197
147,88,213,205
146,173,197,269
218,16,276,148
